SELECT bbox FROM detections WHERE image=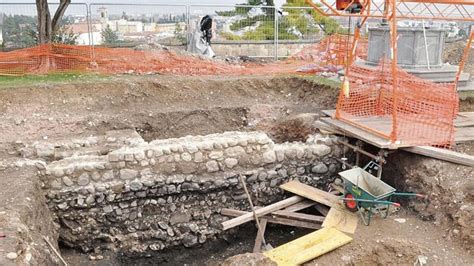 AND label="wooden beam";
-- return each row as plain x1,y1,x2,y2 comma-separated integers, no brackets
221,196,303,231
253,218,268,253
320,110,474,145
280,180,340,208
401,146,474,167
331,183,346,194
455,127,474,143
321,110,336,117
314,120,344,135
320,117,397,149
271,210,325,223
283,200,316,212
220,208,321,230
314,204,330,216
